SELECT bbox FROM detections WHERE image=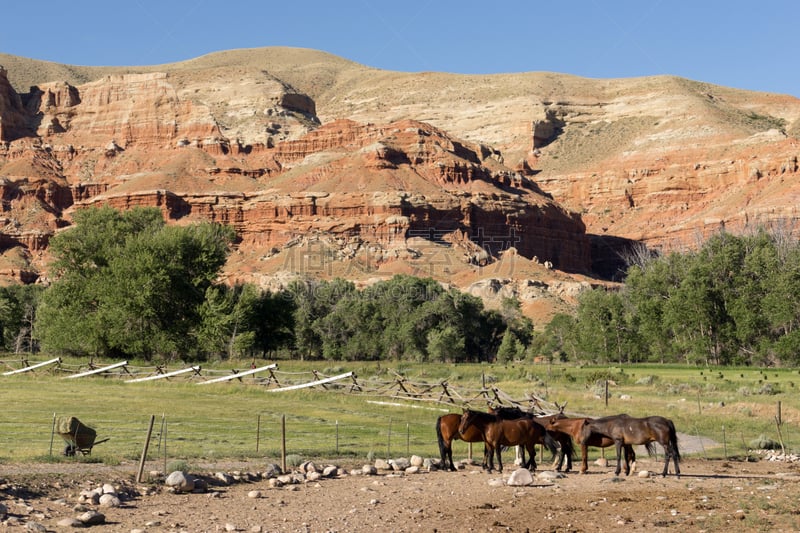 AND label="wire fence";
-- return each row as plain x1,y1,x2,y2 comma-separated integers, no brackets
1,359,796,468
